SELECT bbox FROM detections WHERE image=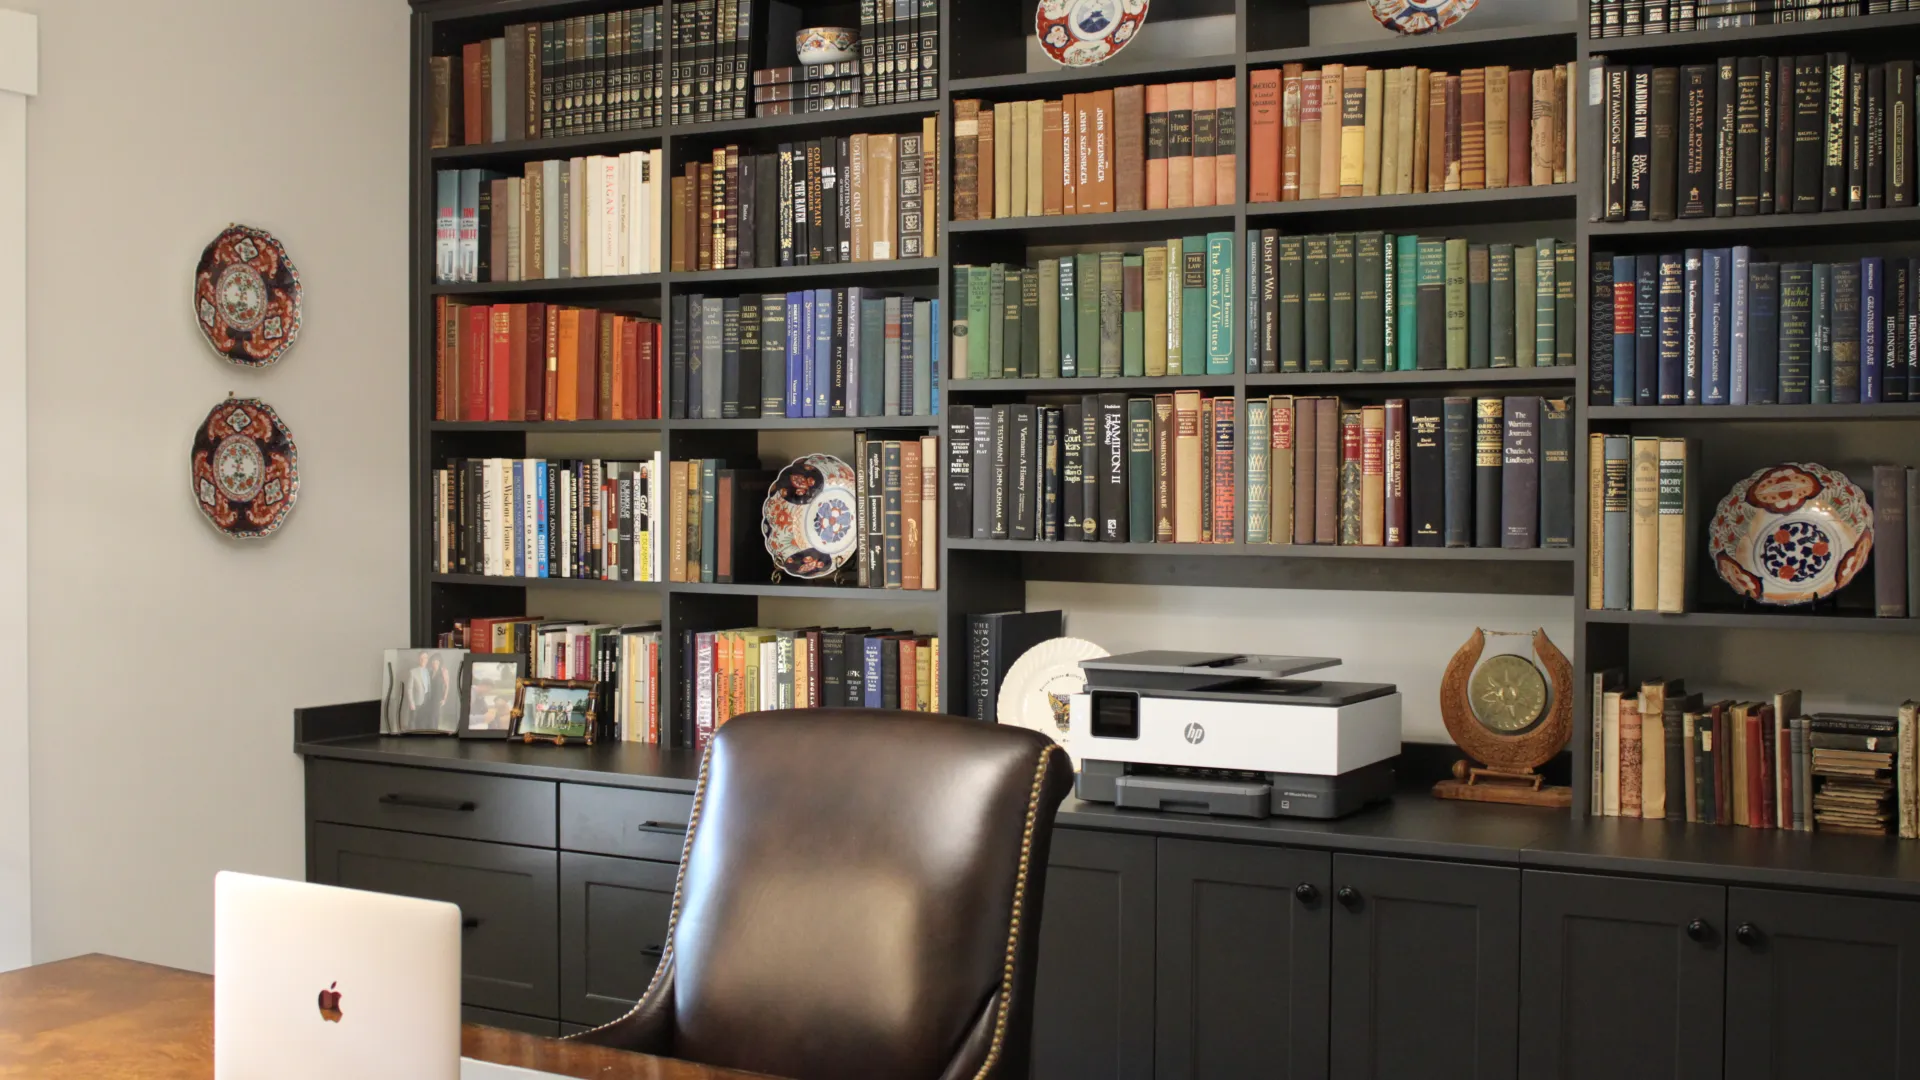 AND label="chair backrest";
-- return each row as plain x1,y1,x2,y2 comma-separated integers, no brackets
661,708,1074,1080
